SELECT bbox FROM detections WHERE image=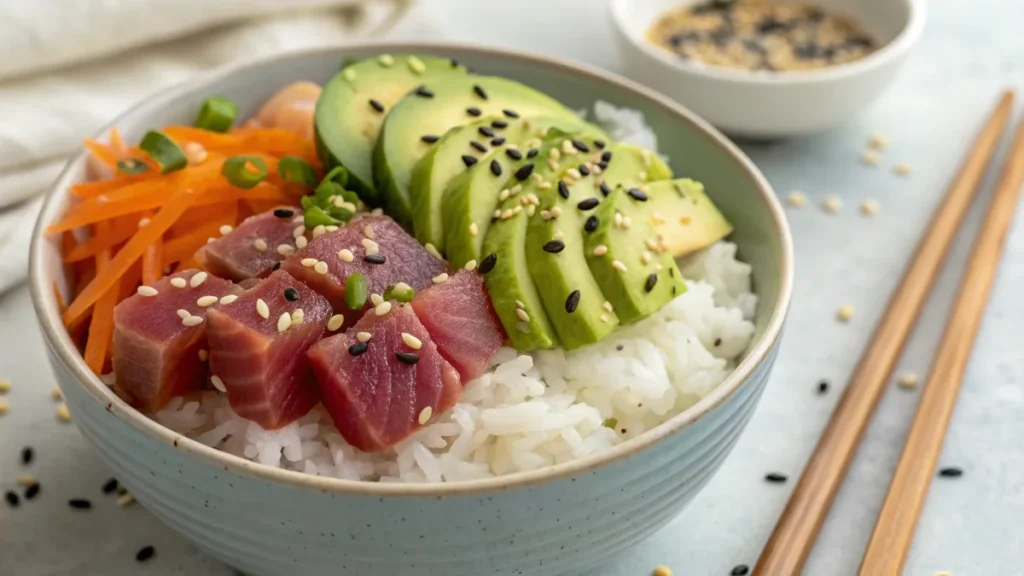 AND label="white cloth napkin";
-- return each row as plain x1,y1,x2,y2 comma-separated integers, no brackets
0,0,418,296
